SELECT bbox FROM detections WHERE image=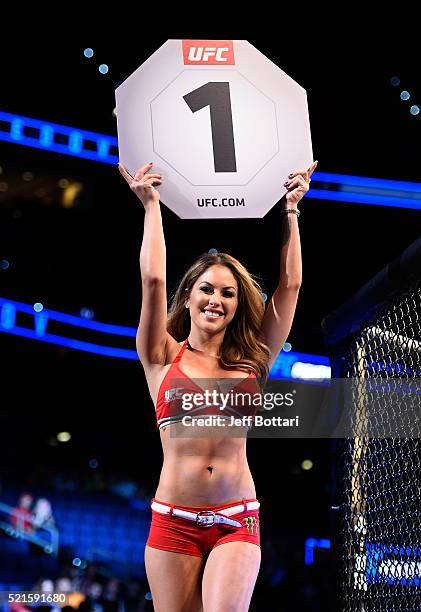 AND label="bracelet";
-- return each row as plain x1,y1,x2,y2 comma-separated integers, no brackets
281,208,300,217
